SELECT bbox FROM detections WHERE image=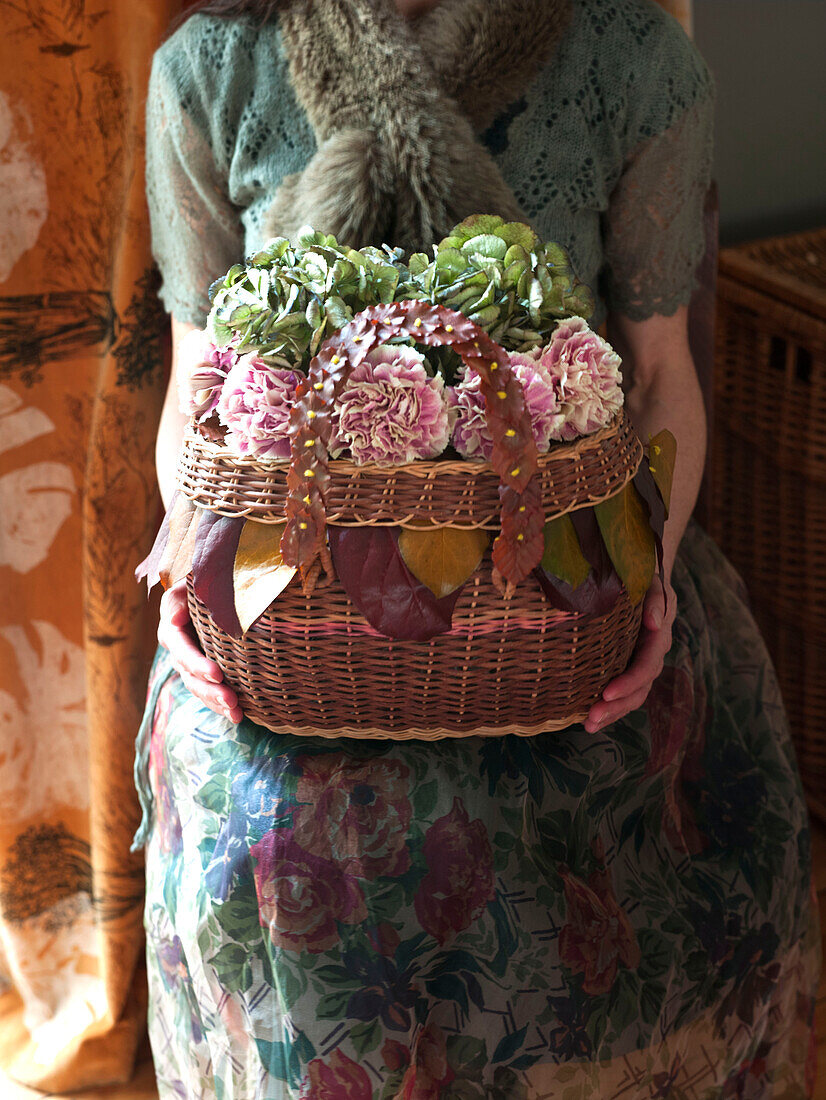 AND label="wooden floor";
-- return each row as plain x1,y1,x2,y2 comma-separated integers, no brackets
4,824,826,1099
